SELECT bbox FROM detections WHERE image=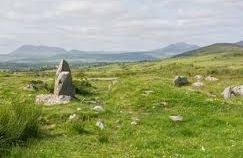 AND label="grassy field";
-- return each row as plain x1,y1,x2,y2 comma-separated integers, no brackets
1,52,243,157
